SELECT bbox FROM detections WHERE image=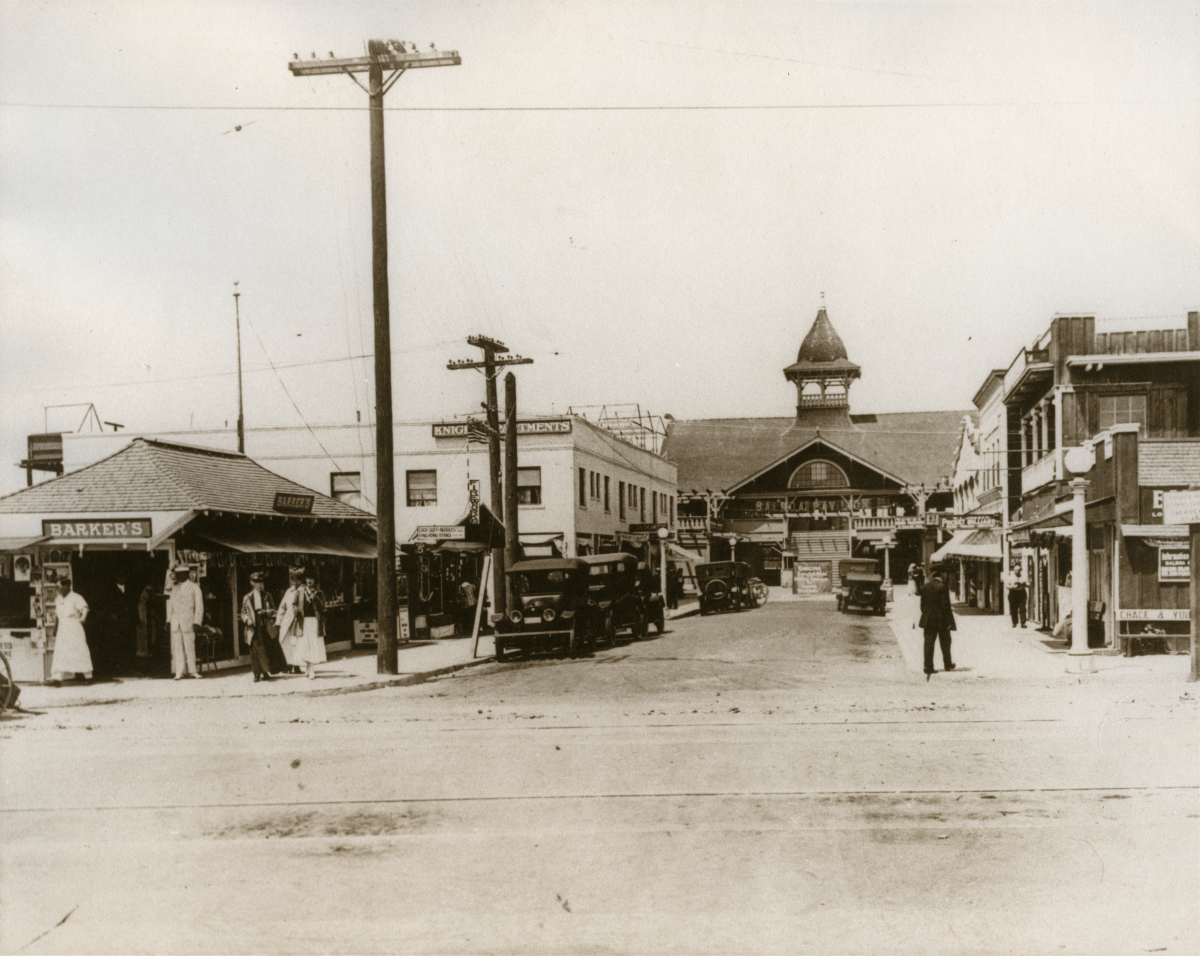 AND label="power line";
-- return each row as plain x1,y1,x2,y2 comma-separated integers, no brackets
3,99,1183,112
